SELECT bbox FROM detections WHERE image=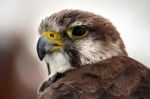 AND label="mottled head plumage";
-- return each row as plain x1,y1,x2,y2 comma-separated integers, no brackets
37,10,150,97
37,9,127,77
